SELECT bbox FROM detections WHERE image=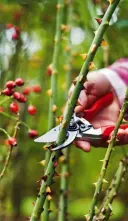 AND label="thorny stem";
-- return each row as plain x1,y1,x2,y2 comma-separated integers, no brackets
93,157,128,221
0,122,20,181
39,0,64,220
58,1,73,221
88,88,128,221
30,1,120,221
